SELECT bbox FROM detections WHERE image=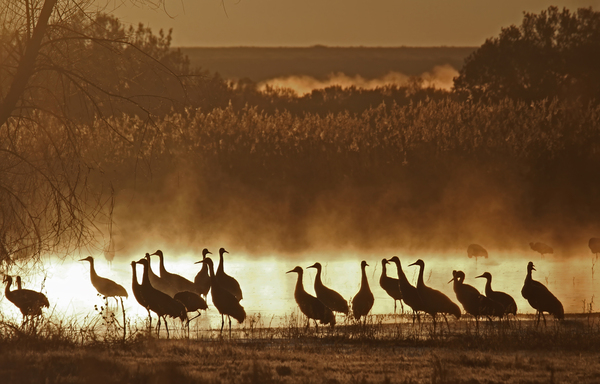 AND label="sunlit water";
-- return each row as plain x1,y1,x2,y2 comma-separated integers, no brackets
1,250,598,333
